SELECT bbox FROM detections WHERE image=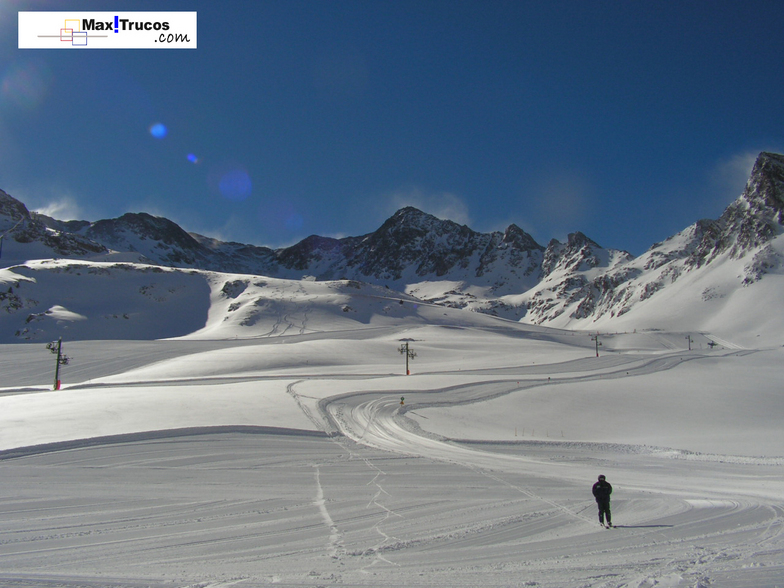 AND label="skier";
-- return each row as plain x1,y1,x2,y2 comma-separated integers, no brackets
592,474,613,527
